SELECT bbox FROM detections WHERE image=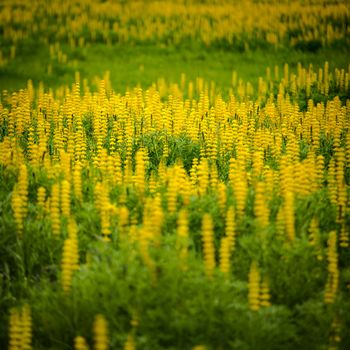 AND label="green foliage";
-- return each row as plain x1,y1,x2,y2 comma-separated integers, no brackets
29,242,296,350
